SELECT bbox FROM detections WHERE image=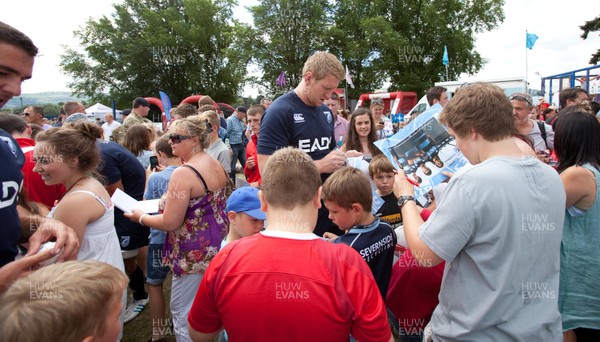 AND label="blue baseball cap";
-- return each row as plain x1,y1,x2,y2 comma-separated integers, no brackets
225,186,266,220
